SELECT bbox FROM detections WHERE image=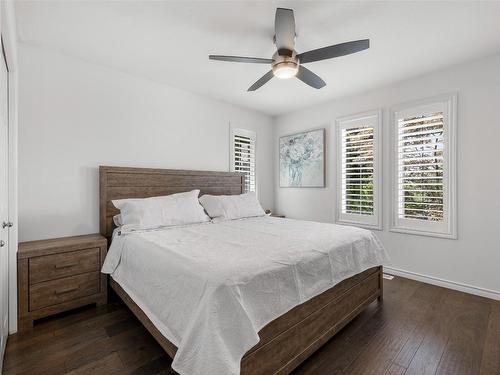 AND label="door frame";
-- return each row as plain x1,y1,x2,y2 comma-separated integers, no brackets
1,0,19,334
